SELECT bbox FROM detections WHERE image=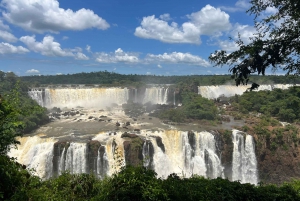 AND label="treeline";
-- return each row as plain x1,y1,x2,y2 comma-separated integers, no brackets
0,71,49,134
232,86,300,122
21,70,300,86
2,163,300,201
